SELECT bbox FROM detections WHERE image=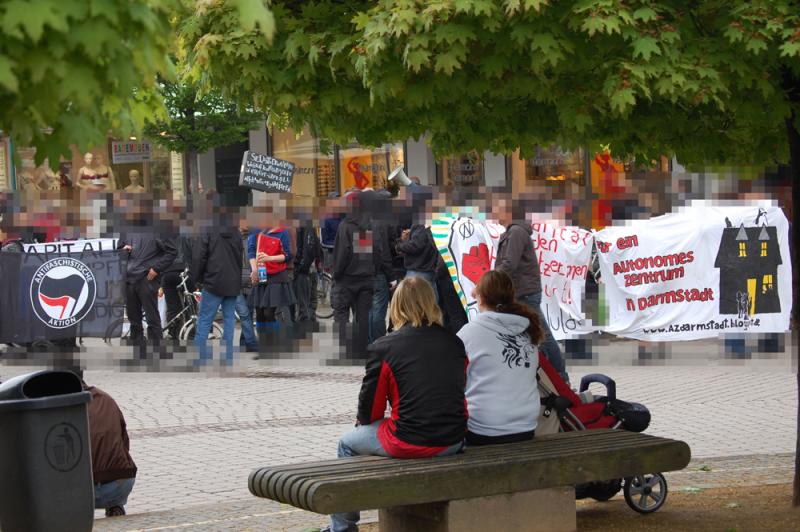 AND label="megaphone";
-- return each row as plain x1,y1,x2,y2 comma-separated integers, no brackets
387,166,412,186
